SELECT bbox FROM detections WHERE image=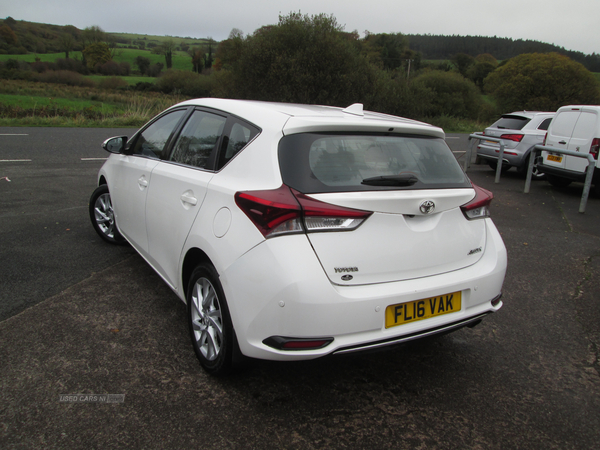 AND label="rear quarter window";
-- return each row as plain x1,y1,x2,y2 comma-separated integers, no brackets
537,118,553,131
279,133,470,193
